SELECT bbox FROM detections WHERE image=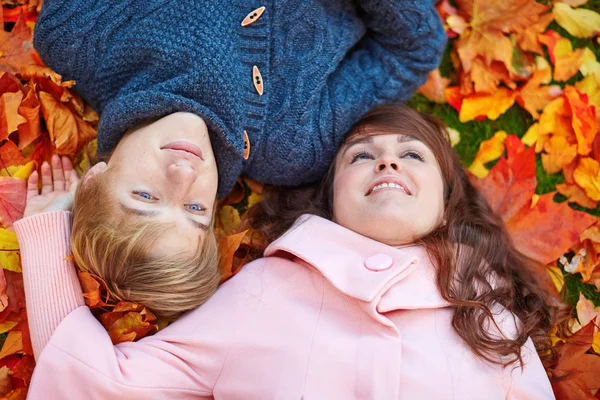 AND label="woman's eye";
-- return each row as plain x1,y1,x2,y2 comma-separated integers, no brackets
350,151,374,163
186,204,204,213
402,151,424,162
133,191,156,200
